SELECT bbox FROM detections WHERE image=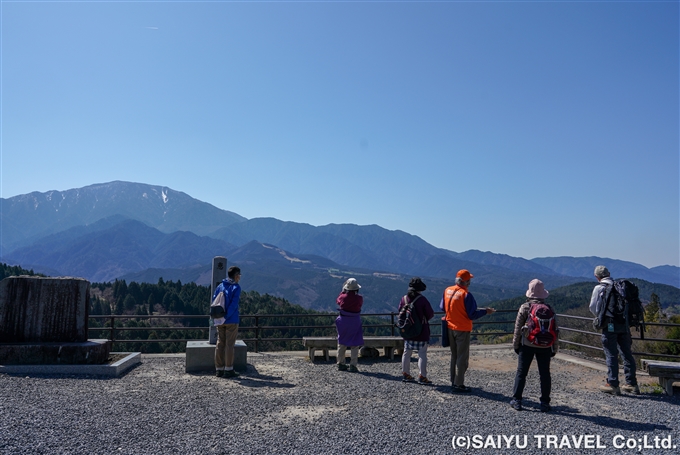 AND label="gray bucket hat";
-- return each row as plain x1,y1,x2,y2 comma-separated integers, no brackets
343,278,361,291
